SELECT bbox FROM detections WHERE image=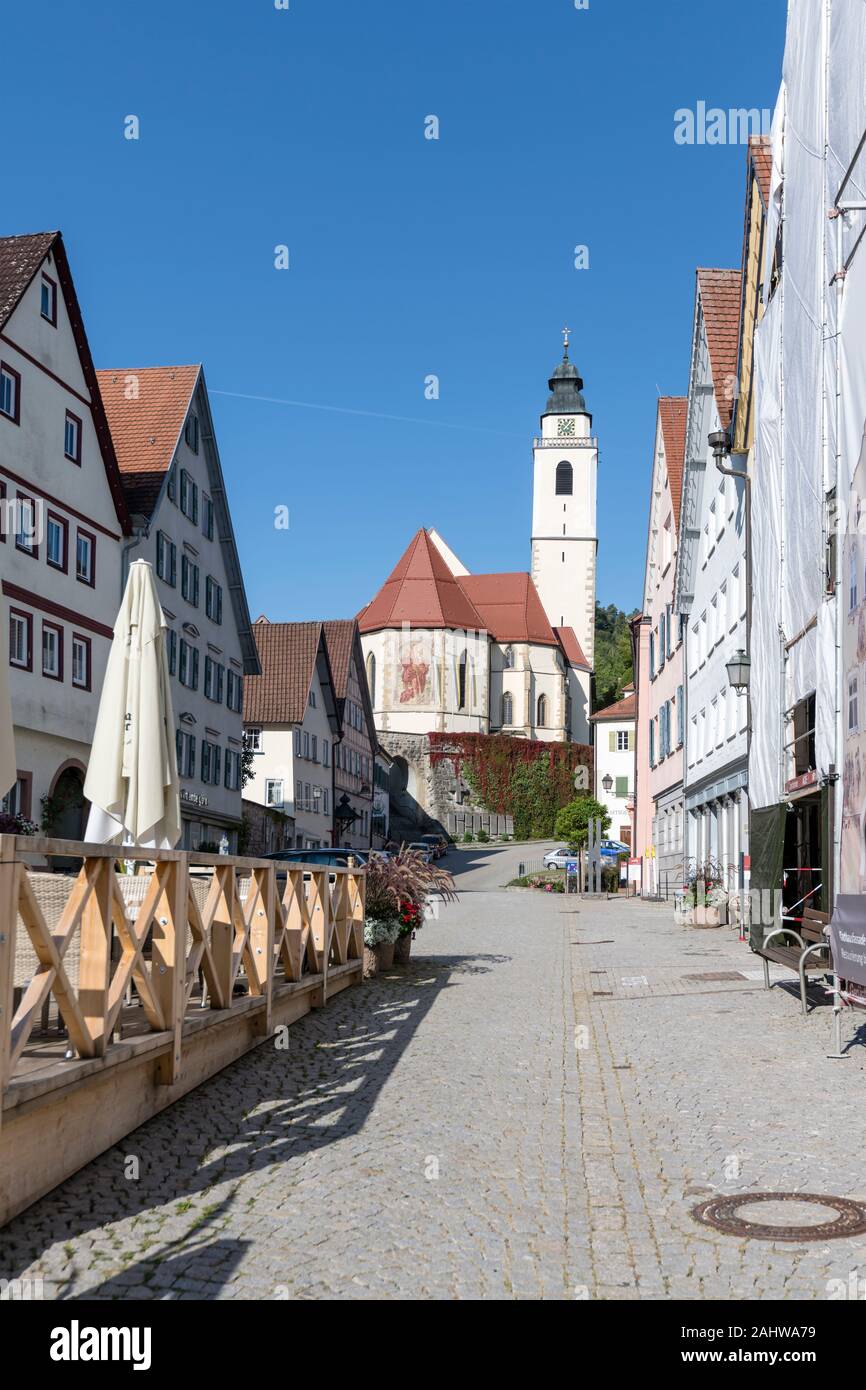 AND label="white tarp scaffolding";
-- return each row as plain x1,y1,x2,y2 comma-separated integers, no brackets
750,0,866,872
834,3,866,892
